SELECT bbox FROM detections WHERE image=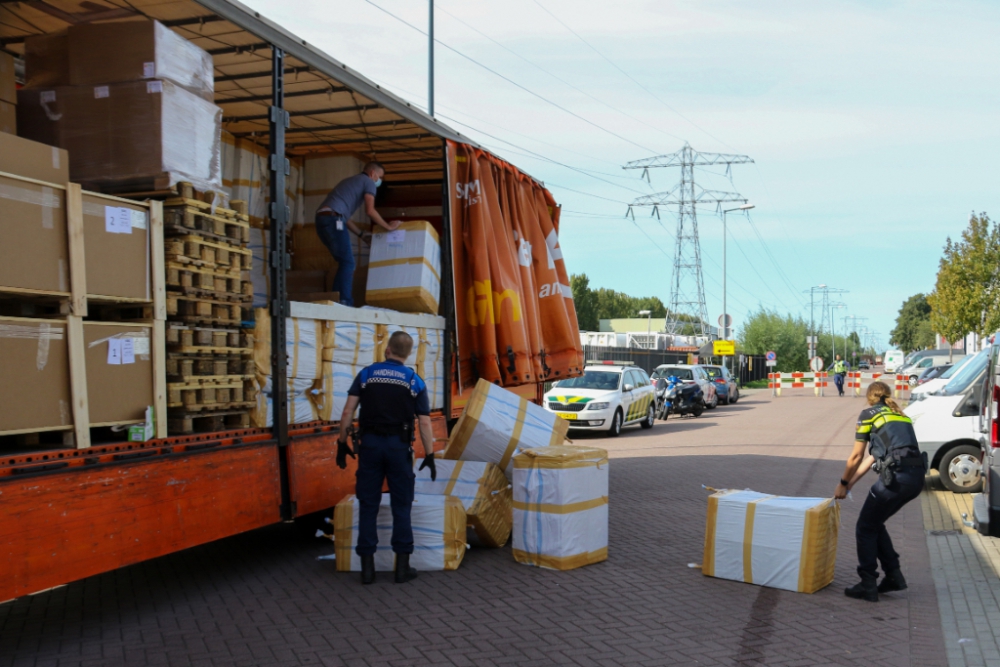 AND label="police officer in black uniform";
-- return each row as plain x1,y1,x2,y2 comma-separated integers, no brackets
336,331,437,585
835,380,924,602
